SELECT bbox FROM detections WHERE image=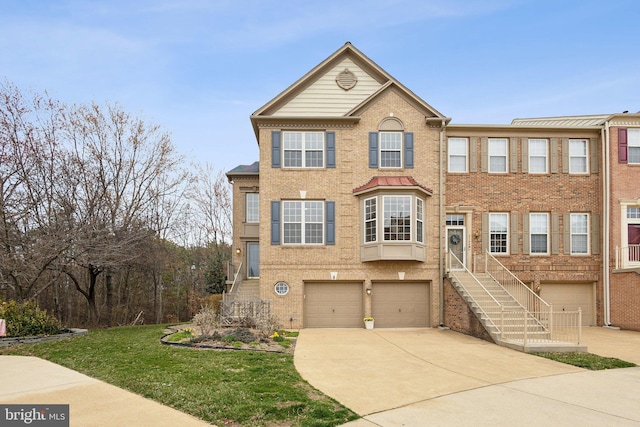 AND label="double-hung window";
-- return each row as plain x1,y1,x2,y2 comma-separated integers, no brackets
246,193,259,223
489,213,508,254
448,138,468,172
283,201,324,244
629,129,640,164
283,132,324,168
383,196,411,241
529,139,548,173
488,138,508,173
570,213,589,255
416,198,424,243
380,132,402,168
364,197,377,243
569,139,588,174
530,213,549,255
